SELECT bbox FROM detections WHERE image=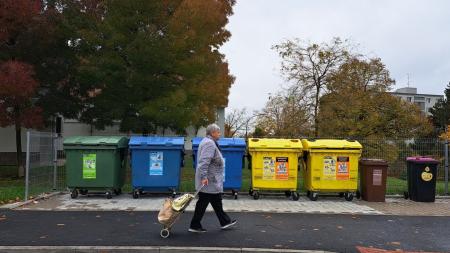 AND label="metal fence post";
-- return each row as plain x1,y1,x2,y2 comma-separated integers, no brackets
445,139,449,195
24,131,31,201
52,134,57,191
